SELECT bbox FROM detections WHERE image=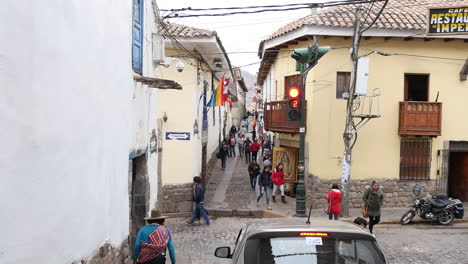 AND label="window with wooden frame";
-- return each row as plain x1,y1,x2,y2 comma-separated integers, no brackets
336,72,350,99
284,75,301,99
399,138,432,180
